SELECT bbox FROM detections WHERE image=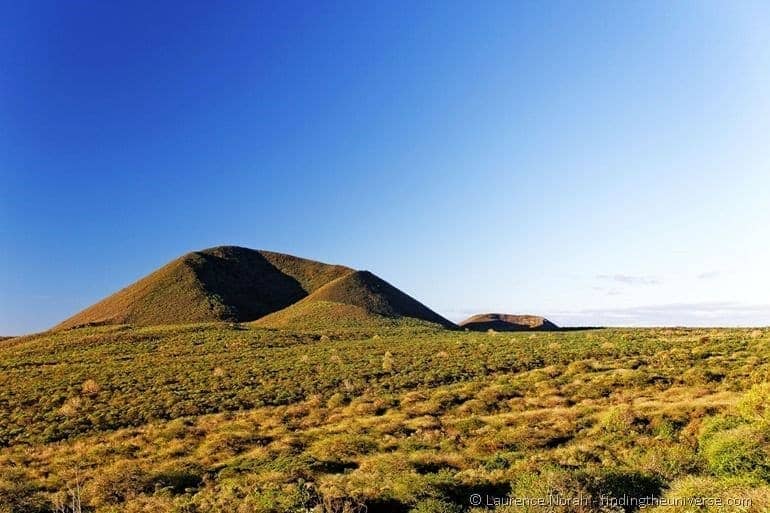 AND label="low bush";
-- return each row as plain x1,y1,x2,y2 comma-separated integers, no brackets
307,434,378,463
699,424,770,480
737,382,770,423
87,460,150,505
